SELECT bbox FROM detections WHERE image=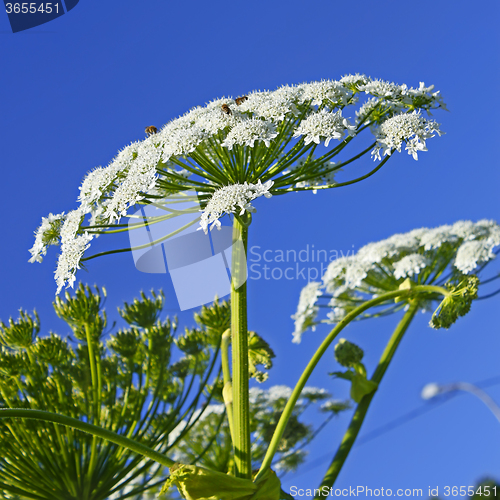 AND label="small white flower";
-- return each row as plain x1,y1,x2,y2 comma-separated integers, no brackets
372,110,442,161
238,86,301,122
339,73,371,88
293,109,356,147
291,281,323,343
54,209,93,294
420,226,456,250
104,141,161,222
222,118,277,150
393,254,431,279
298,79,352,107
199,180,274,233
28,212,65,263
266,385,293,402
454,240,496,274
